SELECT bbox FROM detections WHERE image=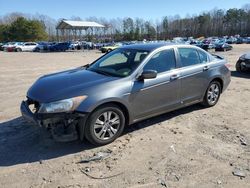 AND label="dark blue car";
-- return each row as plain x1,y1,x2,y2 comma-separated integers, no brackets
215,41,232,52
48,42,71,52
